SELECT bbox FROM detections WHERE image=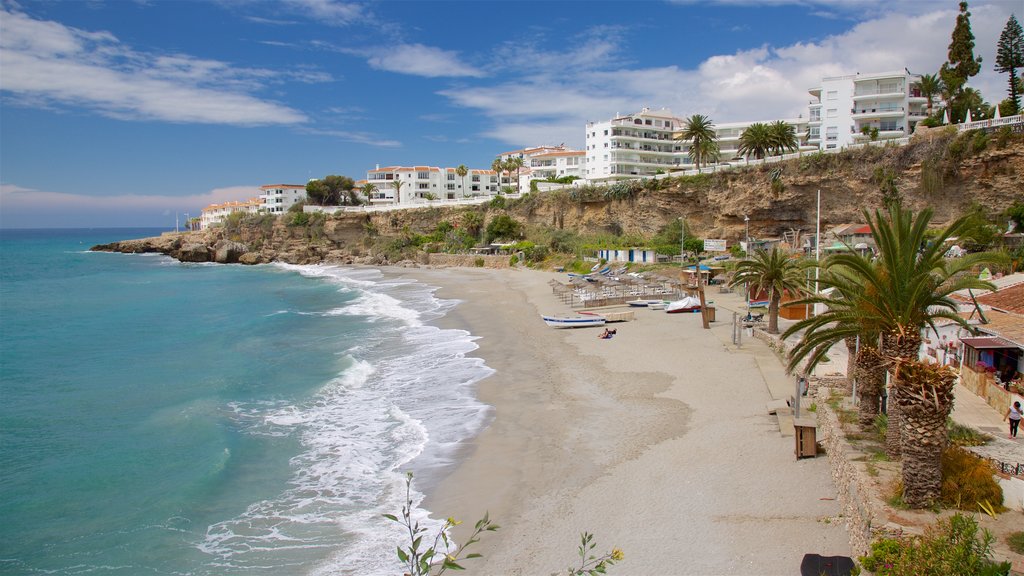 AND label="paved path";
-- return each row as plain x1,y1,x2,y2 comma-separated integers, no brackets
708,284,1024,464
